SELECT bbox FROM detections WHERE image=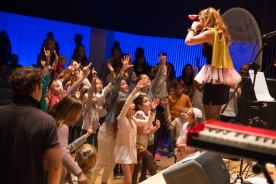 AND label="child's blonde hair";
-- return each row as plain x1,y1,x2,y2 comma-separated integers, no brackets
75,144,97,172
188,107,203,125
179,107,188,114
